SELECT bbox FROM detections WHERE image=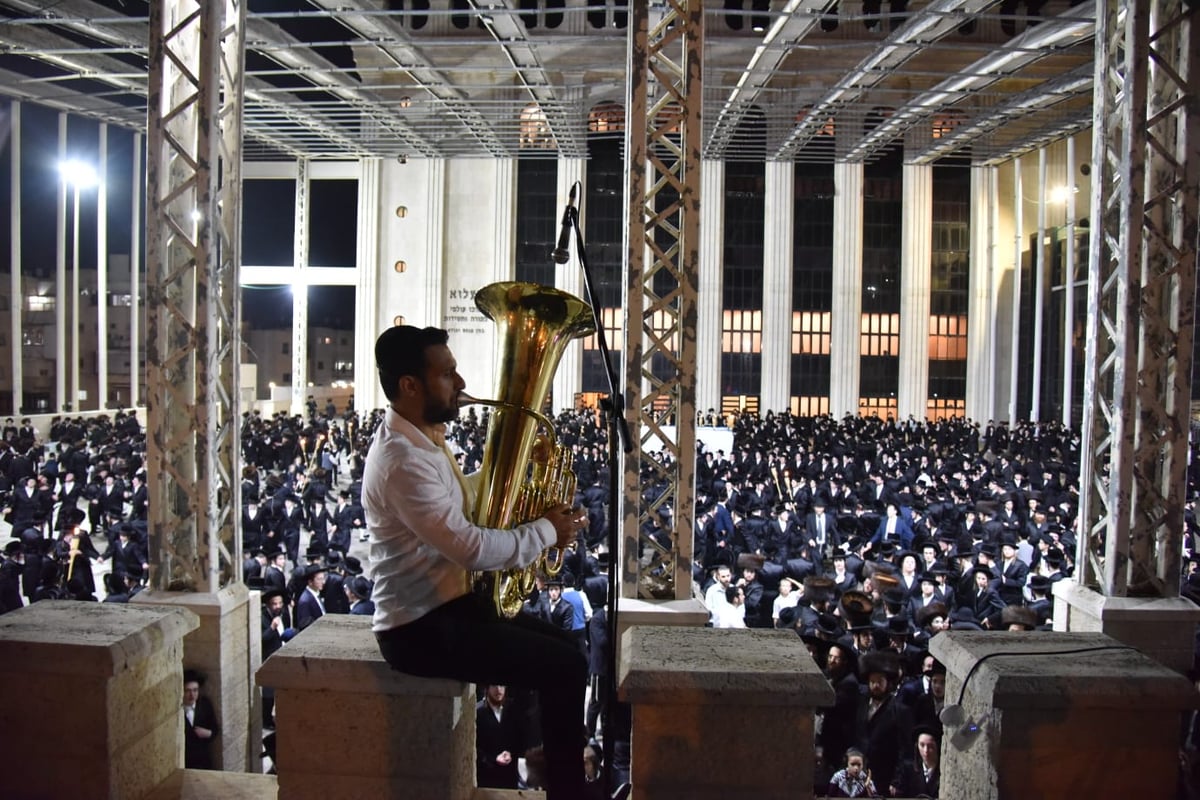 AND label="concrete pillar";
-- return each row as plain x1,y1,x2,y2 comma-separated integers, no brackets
257,615,474,800
1053,580,1200,674
354,157,382,411
697,159,724,416
898,162,932,420
618,626,833,800
931,631,1196,800
134,585,254,771
0,601,199,799
966,165,999,424
554,156,587,412
761,161,794,414
830,161,863,417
